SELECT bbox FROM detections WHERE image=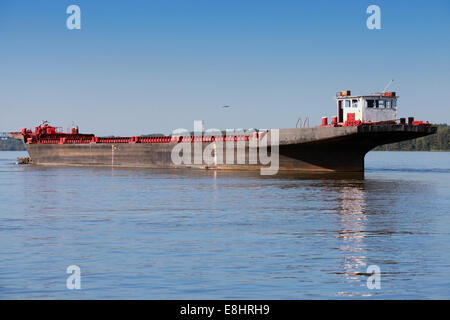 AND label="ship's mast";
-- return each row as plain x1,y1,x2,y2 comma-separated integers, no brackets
382,79,394,93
